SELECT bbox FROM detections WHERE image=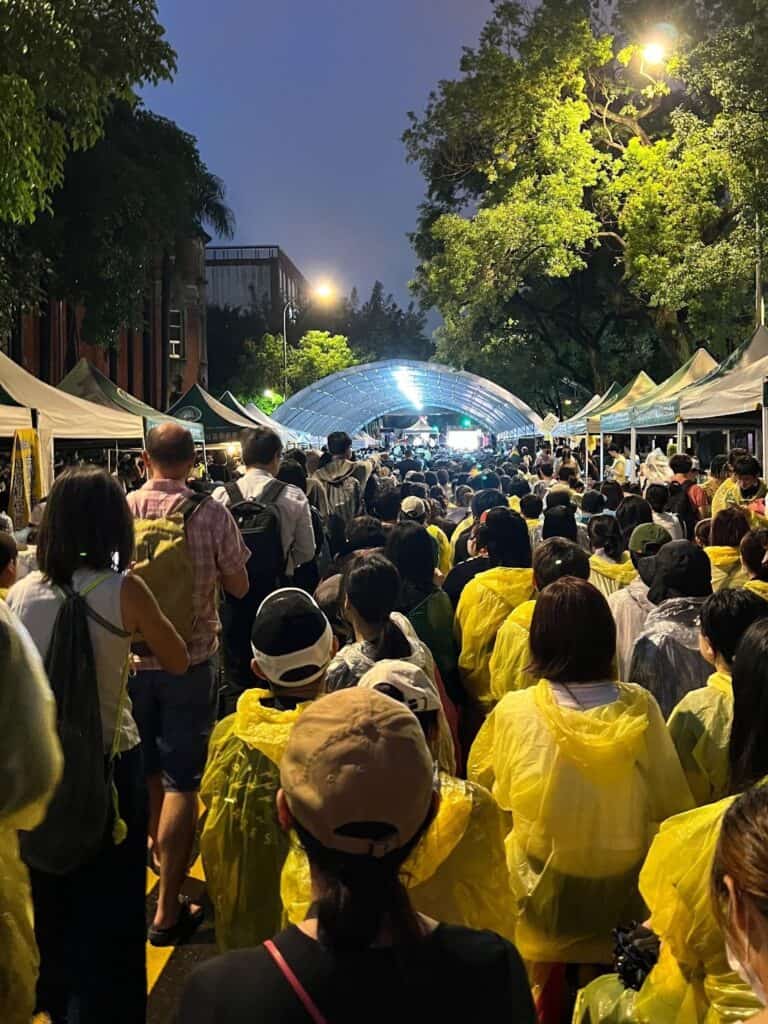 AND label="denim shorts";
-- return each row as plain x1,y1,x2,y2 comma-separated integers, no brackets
128,659,217,793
